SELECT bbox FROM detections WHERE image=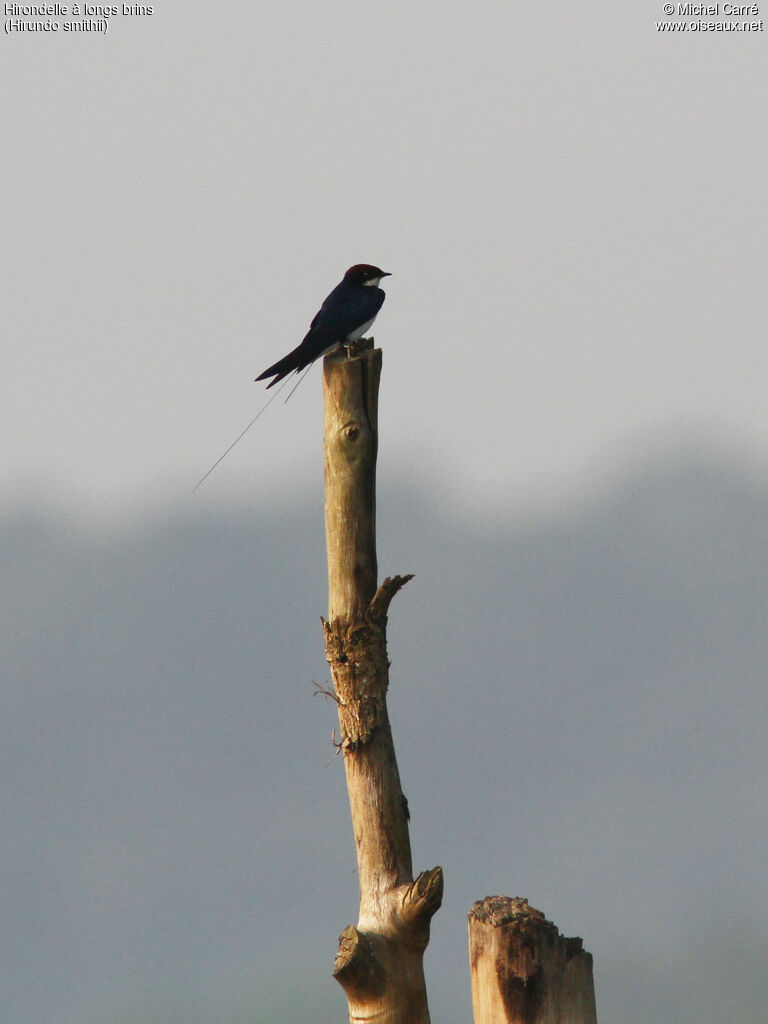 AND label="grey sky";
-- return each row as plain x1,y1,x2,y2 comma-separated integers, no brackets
3,7,768,1023
2,2,766,518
